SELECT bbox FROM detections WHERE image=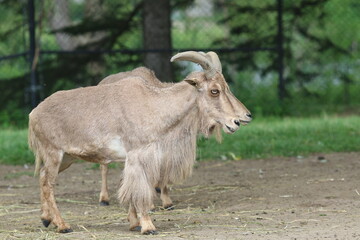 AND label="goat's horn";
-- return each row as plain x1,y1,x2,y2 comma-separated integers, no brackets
170,51,217,79
206,51,222,73
197,51,222,73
